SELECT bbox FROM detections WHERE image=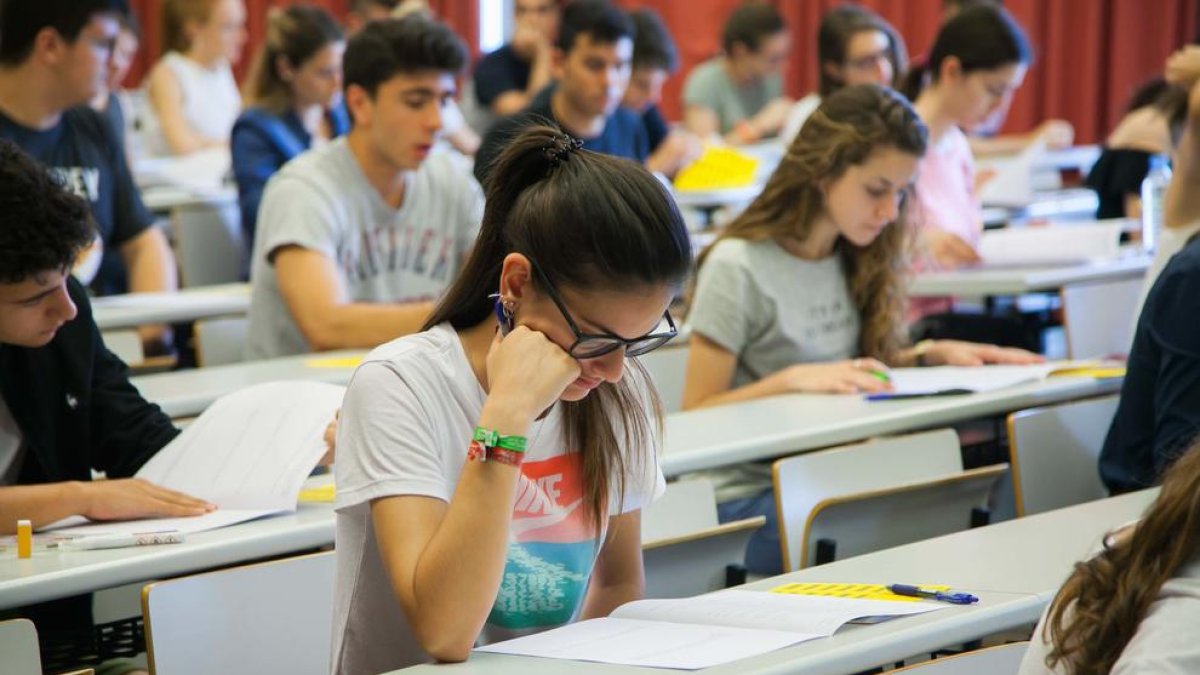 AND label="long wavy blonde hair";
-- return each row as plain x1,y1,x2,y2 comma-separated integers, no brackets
697,84,928,362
